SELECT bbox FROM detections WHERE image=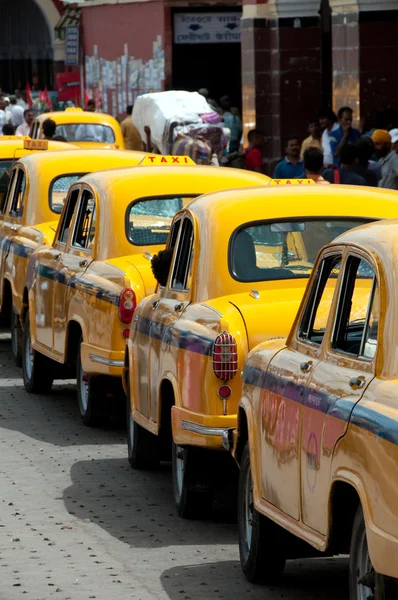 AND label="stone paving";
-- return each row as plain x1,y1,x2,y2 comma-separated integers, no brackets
0,333,349,600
